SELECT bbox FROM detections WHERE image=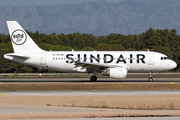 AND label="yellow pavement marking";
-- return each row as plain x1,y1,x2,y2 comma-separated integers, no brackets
0,83,3,84
0,94,9,96
170,82,175,84
84,82,90,84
